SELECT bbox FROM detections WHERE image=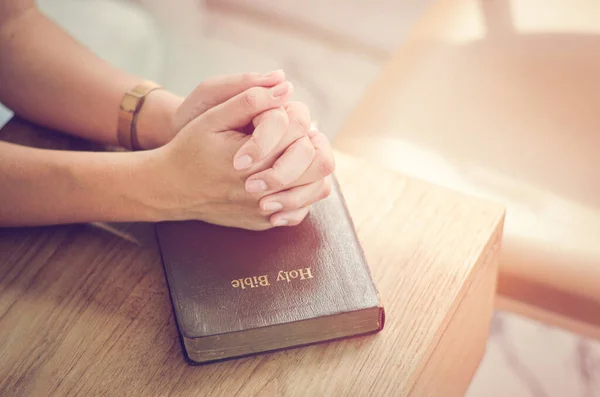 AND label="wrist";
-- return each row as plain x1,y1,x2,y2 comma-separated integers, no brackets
125,146,187,222
120,148,173,222
135,89,183,150
76,150,166,223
